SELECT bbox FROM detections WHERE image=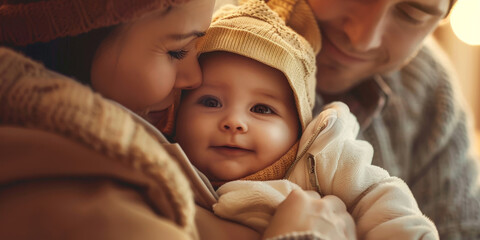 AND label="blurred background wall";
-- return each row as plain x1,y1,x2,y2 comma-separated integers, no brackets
432,0,480,150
